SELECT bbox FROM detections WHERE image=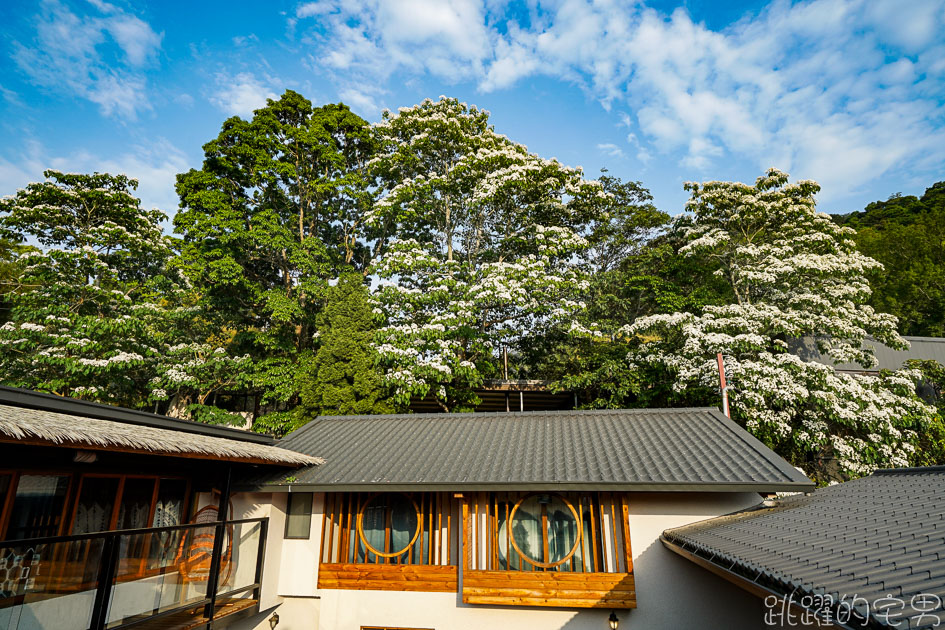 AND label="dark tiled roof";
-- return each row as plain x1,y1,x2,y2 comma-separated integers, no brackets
248,407,813,492
662,467,945,629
